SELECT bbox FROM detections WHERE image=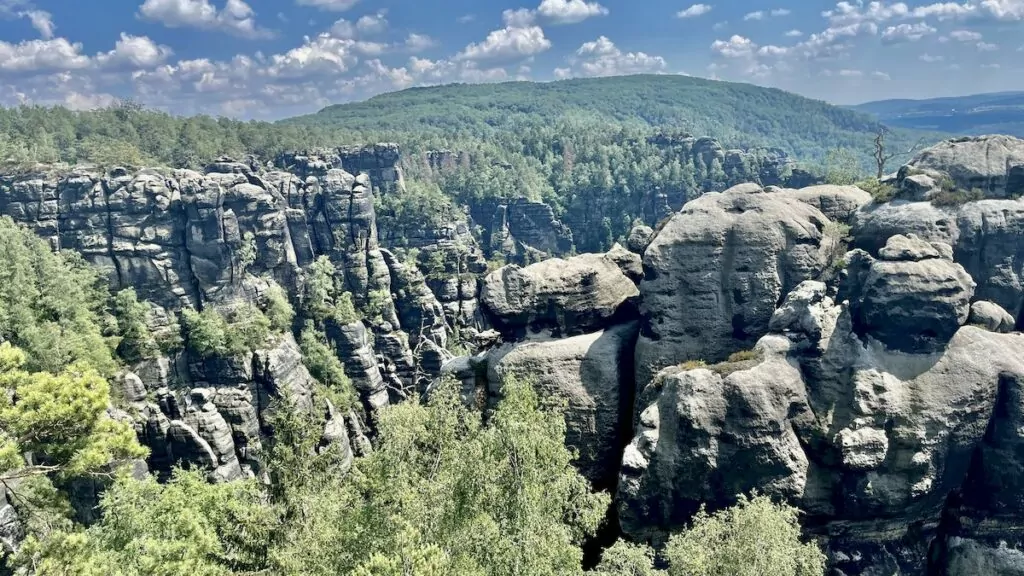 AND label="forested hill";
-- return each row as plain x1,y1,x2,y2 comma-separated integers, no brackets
287,75,933,161
853,91,1024,137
